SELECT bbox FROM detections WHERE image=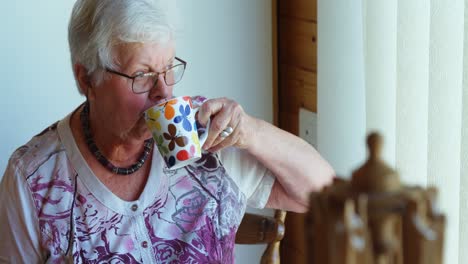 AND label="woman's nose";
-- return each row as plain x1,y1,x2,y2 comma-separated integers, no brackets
148,74,170,101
